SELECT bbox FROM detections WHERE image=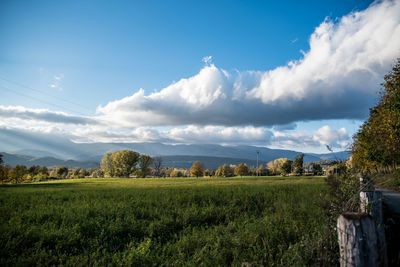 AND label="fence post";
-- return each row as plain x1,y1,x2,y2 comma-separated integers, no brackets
360,190,388,267
337,212,378,266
